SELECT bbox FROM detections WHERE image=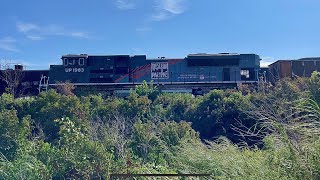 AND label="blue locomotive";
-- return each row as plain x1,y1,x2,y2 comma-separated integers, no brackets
46,53,261,95
50,53,258,81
